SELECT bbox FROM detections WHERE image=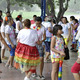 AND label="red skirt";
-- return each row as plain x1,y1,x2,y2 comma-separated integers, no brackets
14,42,40,70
